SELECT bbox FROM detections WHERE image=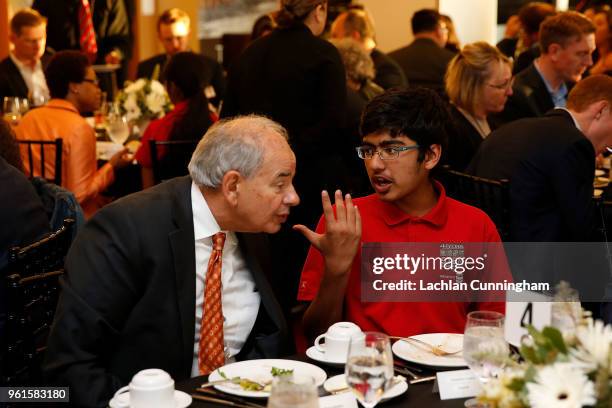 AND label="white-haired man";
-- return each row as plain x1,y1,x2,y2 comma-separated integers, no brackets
43,115,300,407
